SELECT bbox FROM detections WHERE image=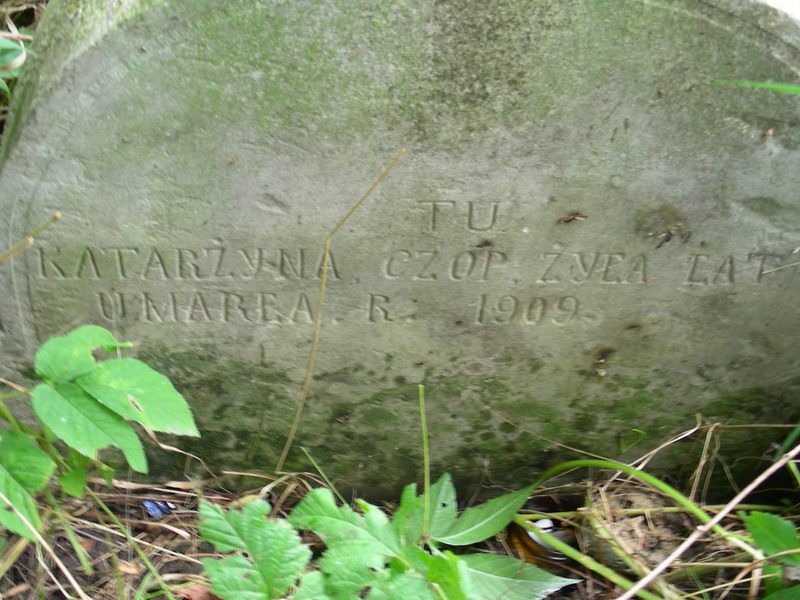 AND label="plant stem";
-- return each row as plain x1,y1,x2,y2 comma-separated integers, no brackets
86,487,177,600
0,211,61,264
517,504,784,521
43,491,94,575
0,396,26,433
274,148,406,473
419,384,431,540
301,445,347,505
